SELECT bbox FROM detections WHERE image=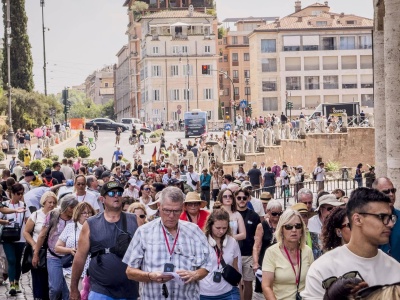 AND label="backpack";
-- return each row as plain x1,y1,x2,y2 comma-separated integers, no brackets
43,177,54,187
313,168,318,181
